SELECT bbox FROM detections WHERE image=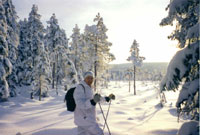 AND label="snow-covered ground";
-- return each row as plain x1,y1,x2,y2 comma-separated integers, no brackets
0,81,185,135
